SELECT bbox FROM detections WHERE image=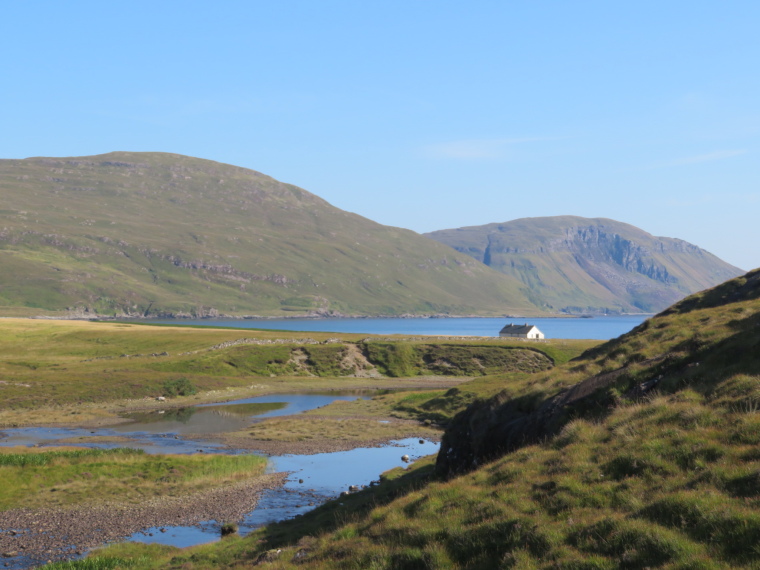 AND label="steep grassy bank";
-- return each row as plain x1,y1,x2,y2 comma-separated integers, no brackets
85,269,760,568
